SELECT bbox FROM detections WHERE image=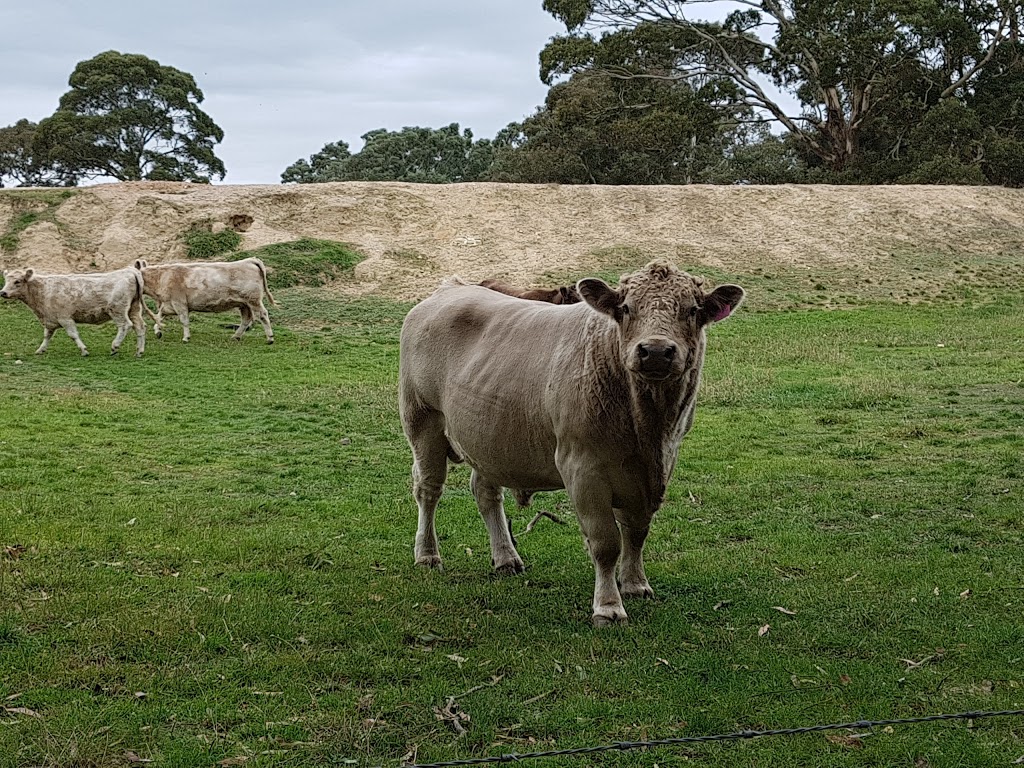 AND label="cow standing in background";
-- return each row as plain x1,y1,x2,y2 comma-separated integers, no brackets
133,258,276,343
479,278,581,305
400,261,744,625
0,267,146,357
